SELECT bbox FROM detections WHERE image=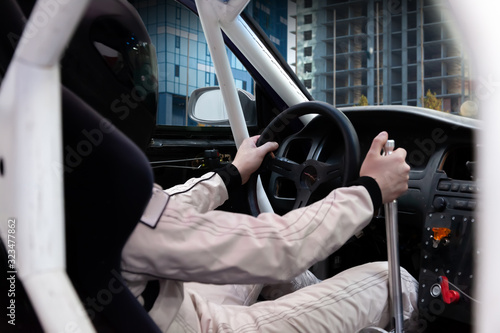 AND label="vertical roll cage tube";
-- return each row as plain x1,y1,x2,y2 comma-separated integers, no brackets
0,0,96,332
194,0,276,212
